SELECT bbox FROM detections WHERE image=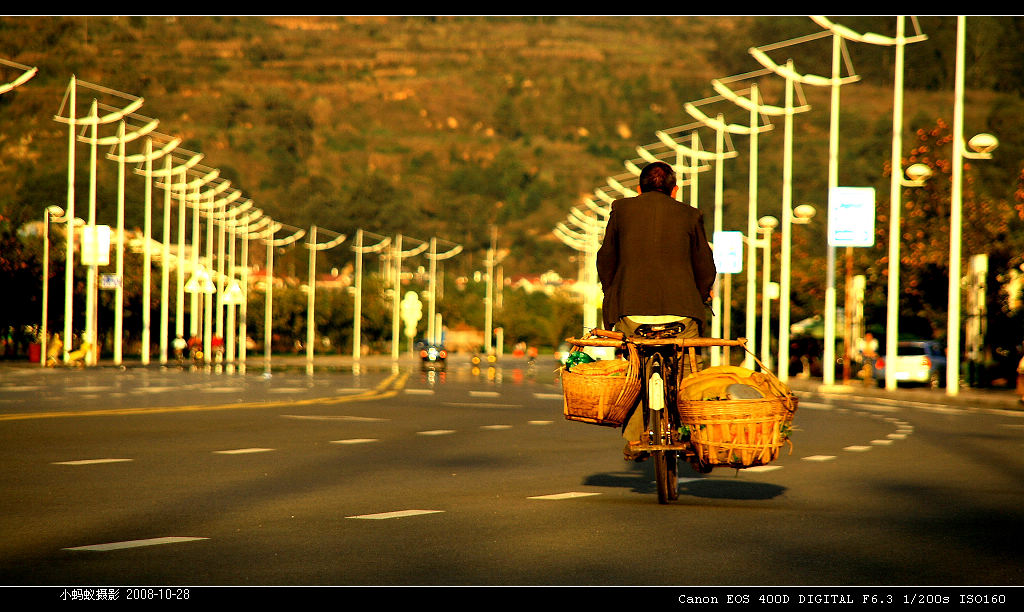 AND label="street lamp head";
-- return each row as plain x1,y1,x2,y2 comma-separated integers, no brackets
968,133,998,154
905,163,932,183
793,204,816,221
45,205,65,217
758,215,778,230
